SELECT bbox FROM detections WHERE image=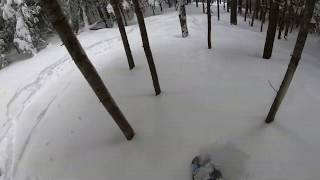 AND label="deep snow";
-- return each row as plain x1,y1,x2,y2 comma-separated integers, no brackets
1,4,320,180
